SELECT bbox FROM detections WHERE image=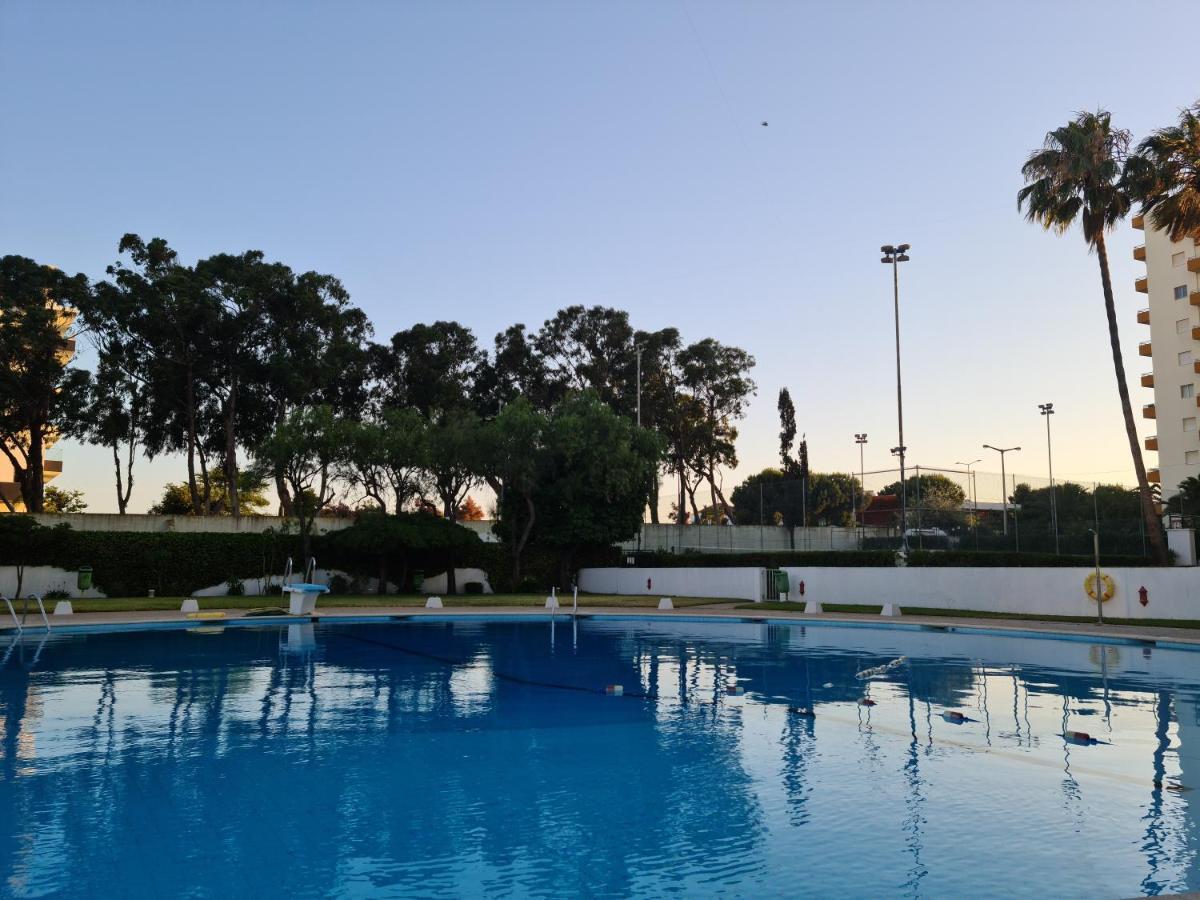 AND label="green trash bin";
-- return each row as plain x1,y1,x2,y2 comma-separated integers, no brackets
77,566,93,591
774,569,790,597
